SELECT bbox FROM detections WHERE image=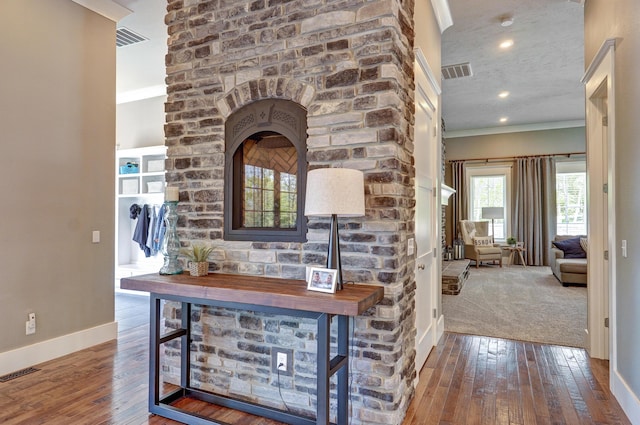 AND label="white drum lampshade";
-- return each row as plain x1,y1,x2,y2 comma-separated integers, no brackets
481,207,504,242
305,168,365,289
